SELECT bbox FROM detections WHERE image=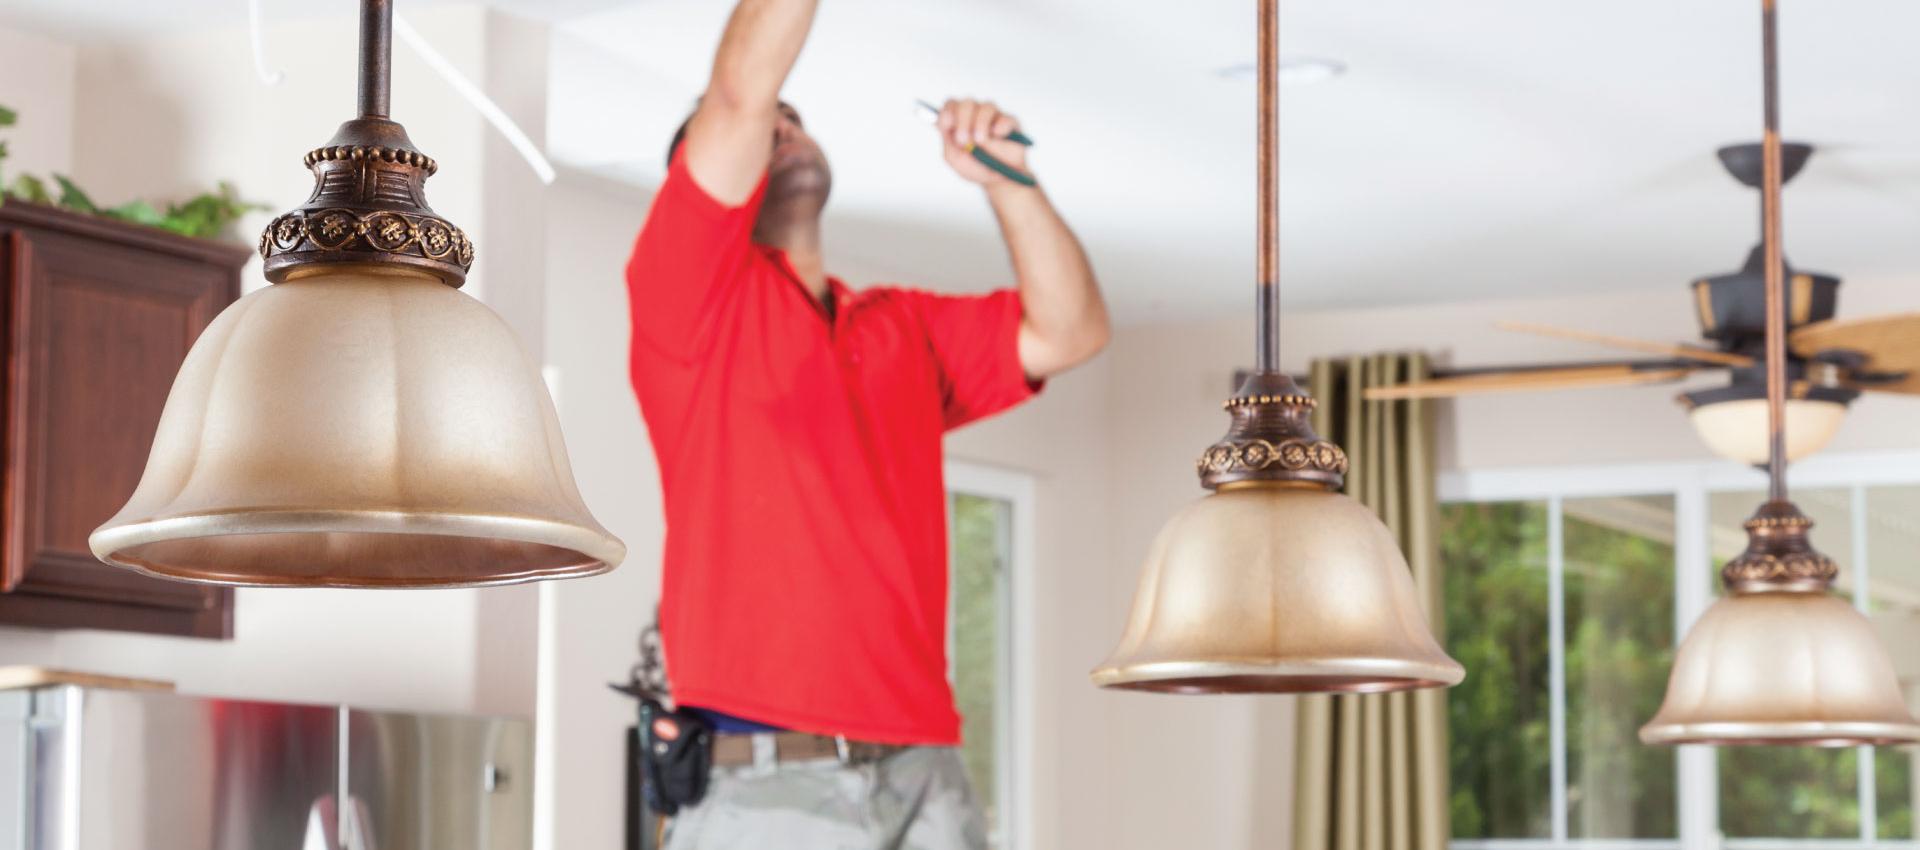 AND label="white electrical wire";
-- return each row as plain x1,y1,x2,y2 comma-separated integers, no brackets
394,12,559,186
245,0,285,85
